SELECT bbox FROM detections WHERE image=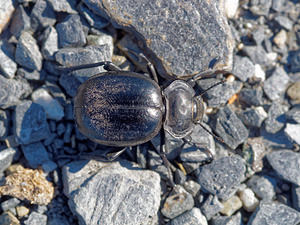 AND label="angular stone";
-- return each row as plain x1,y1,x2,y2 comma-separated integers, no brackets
17,68,45,81
0,0,15,34
0,110,8,138
211,212,242,225
0,75,31,109
0,148,17,173
238,87,264,106
274,15,293,30
284,123,300,145
47,0,77,14
287,81,300,103
286,105,300,124
238,106,267,128
232,56,255,82
243,45,268,65
24,212,47,225
0,41,17,79
196,156,246,200
200,195,223,220
248,202,300,225
15,31,43,71
21,142,50,168
238,188,259,212
290,50,300,73
30,0,56,31
267,150,300,186
211,106,248,149
63,160,161,225
264,101,288,134
14,101,50,145
251,26,265,45
83,0,234,78
220,195,242,216
263,67,290,101
249,0,271,16
9,5,31,38
41,26,58,61
170,208,208,225
56,14,86,48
